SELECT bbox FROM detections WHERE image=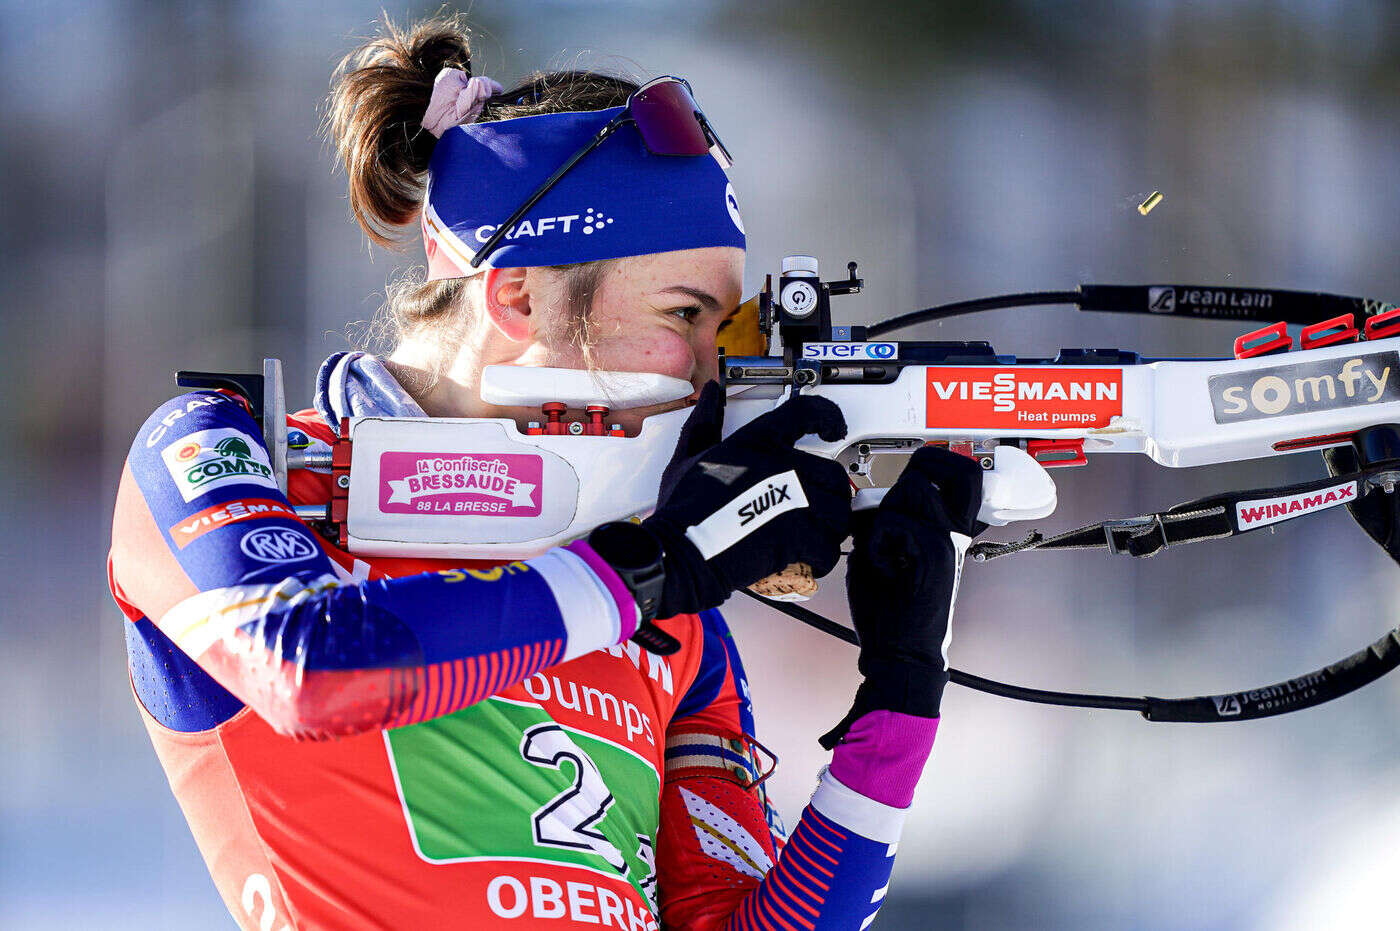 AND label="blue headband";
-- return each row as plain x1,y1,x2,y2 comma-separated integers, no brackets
421,106,746,278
